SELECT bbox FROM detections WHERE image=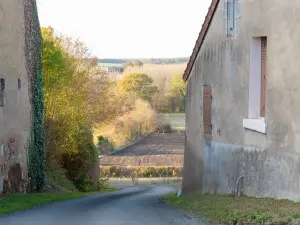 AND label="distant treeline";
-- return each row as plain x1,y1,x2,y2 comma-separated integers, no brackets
98,57,189,65
143,58,189,64
98,59,128,64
